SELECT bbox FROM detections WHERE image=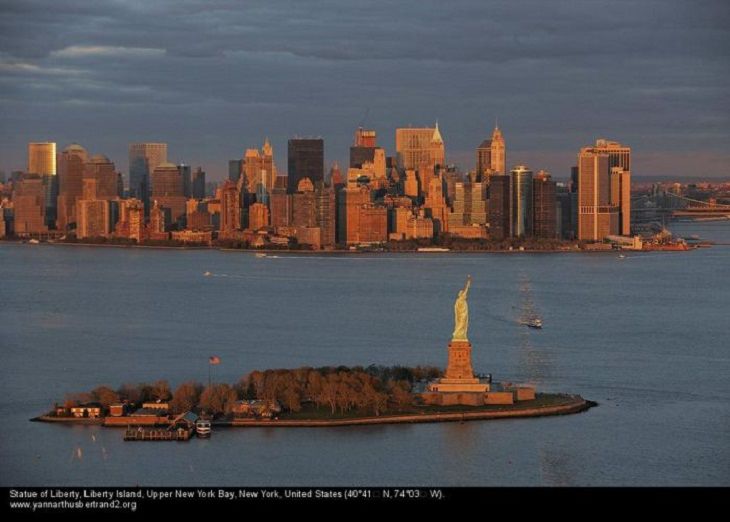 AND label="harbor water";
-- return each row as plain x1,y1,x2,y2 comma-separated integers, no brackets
1,221,728,486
